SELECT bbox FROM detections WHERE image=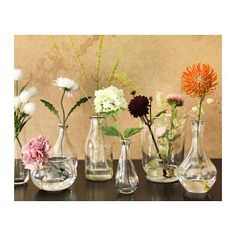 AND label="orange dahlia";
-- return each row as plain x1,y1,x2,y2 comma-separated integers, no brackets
181,63,217,98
